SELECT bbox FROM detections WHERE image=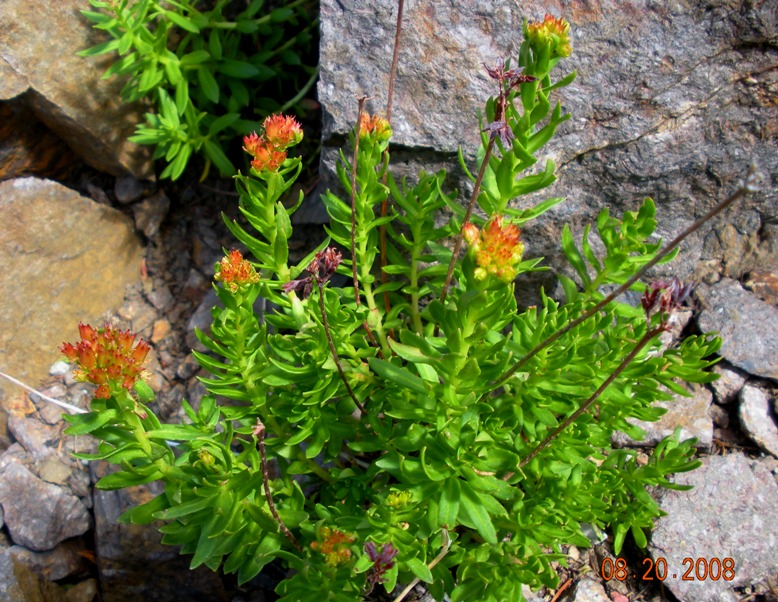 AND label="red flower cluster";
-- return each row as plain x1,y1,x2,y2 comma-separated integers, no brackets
310,527,356,567
214,249,260,292
243,114,303,173
462,215,525,283
60,323,151,399
359,112,392,143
